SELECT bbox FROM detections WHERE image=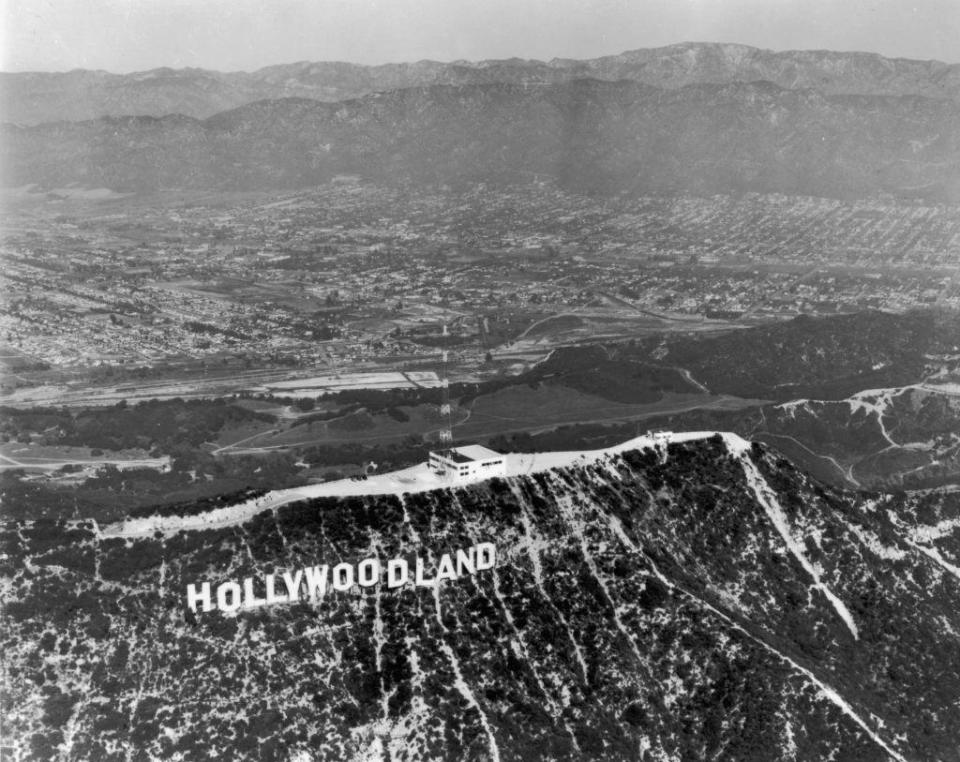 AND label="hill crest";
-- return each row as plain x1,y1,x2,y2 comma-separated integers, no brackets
6,428,960,758
104,430,736,537
6,78,958,200
3,41,959,125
